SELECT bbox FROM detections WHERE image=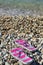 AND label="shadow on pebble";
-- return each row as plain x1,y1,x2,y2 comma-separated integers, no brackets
30,61,40,65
